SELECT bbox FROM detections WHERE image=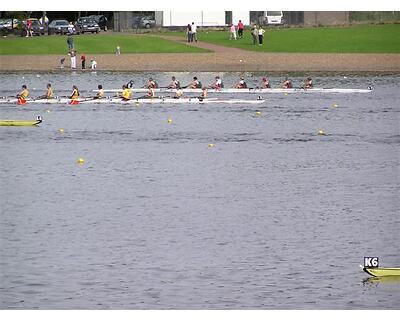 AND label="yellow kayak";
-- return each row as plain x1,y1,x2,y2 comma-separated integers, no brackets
0,116,42,126
363,267,400,277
